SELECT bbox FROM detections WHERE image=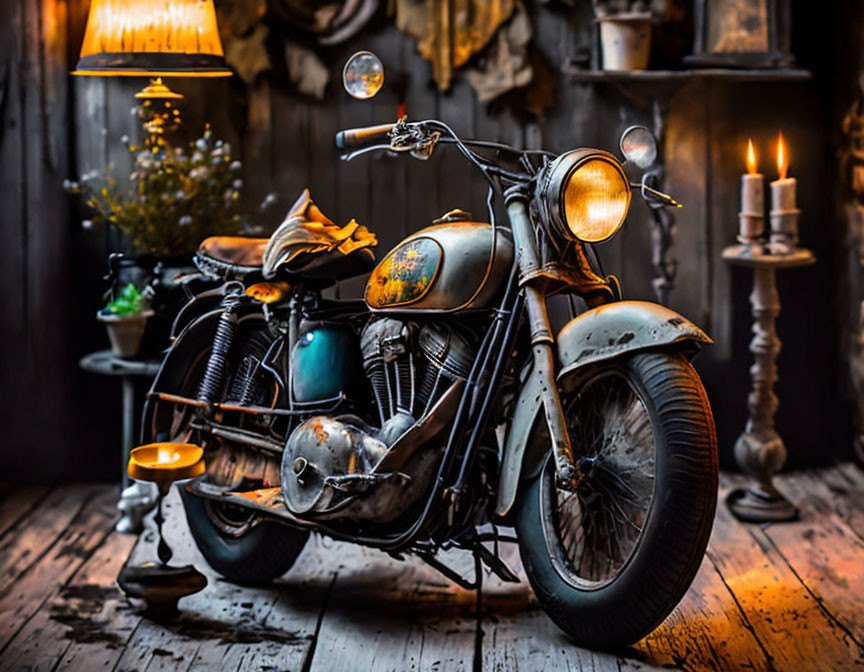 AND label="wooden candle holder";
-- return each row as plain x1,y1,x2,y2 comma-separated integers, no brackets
722,244,815,523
